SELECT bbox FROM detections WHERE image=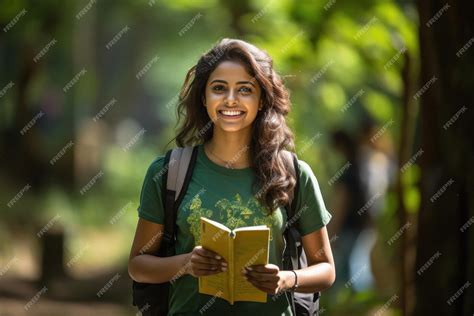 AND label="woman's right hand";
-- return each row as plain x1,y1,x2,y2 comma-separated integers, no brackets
185,246,227,278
